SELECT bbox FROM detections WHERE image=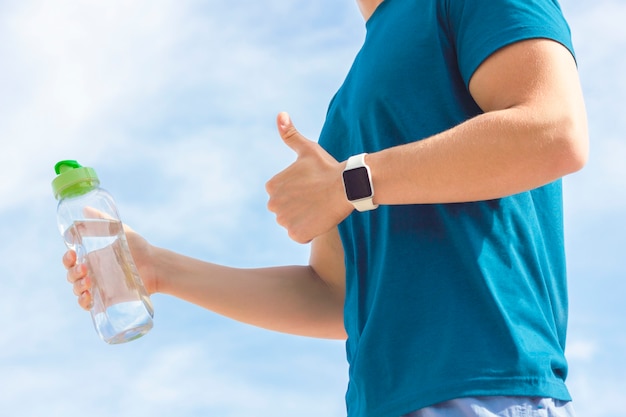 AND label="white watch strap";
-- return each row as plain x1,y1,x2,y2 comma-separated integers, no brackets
345,153,366,170
344,153,378,212
353,197,378,212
